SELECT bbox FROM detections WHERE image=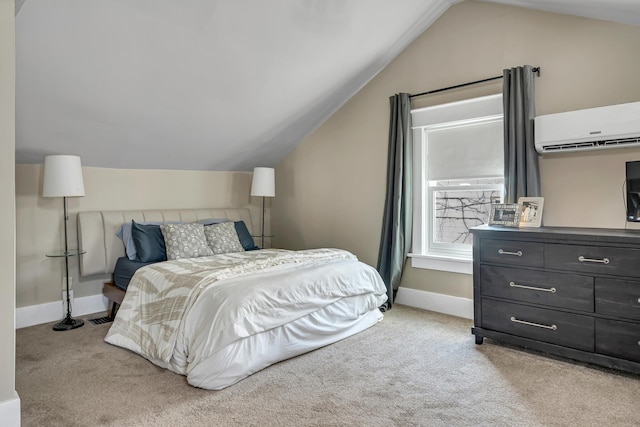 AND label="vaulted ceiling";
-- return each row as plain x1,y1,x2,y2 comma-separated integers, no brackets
14,0,640,171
